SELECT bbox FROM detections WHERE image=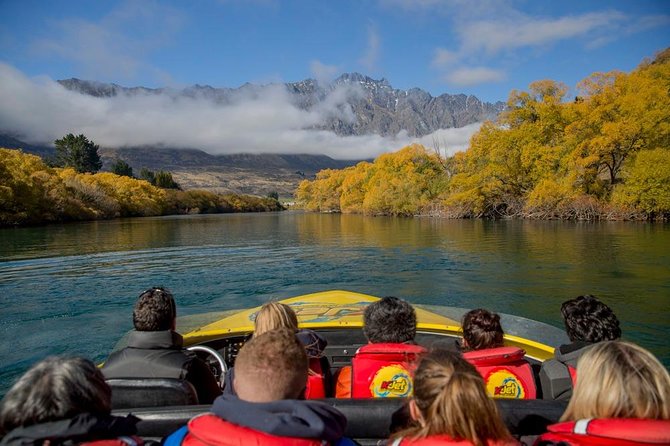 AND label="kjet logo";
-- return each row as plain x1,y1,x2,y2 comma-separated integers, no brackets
370,365,413,398
485,370,525,399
